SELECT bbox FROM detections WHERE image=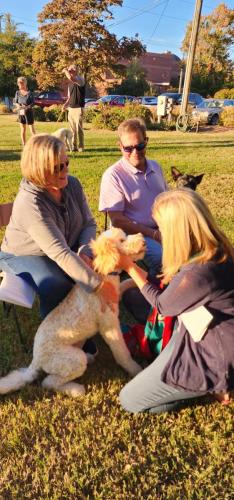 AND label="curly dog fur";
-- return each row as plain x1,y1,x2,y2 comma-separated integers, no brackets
0,228,145,398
